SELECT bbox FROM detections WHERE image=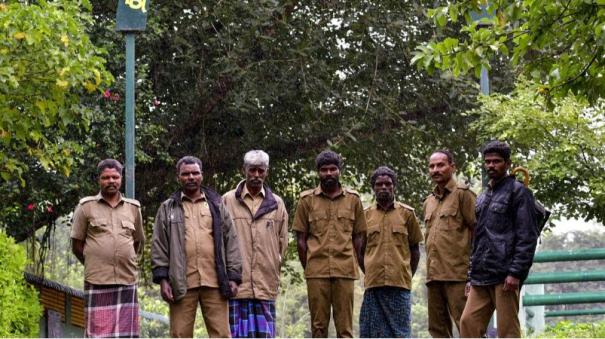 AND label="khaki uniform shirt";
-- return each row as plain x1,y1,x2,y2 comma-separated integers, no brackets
182,192,219,289
292,186,367,279
223,182,288,300
364,201,423,290
423,178,476,282
242,185,265,216
71,193,144,285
